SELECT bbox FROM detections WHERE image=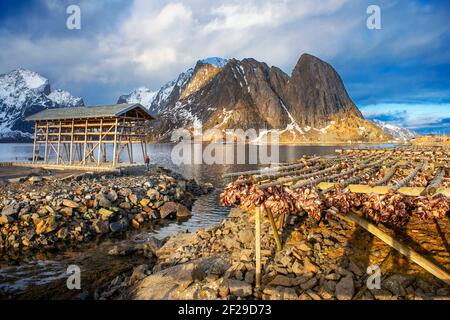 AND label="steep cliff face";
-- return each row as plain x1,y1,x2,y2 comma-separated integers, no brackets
283,54,363,127
120,53,391,143
0,69,84,141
